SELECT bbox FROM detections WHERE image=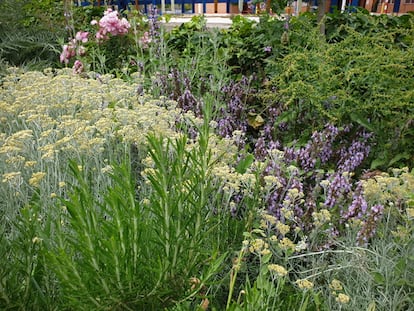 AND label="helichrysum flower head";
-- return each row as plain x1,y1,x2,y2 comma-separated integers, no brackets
268,264,288,277
249,238,268,253
276,221,290,236
335,293,350,304
24,161,37,167
242,239,249,250
295,279,314,289
278,237,295,251
262,212,277,225
407,207,414,219
101,165,114,174
263,175,282,191
260,248,271,255
295,237,308,252
295,279,314,290
281,207,294,220
29,172,46,187
329,279,343,291
2,172,22,185
312,209,331,227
